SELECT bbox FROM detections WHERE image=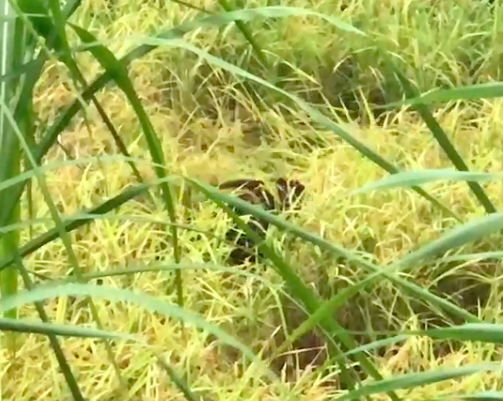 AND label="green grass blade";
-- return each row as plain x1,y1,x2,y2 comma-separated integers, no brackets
167,0,211,14
429,393,503,401
0,282,276,381
396,82,503,107
0,315,200,401
0,216,204,246
332,335,409,362
353,169,500,194
0,177,176,271
1,73,128,392
396,213,503,269
0,316,139,339
439,251,503,263
191,178,403,399
154,357,200,401
91,98,149,191
68,23,184,307
191,179,480,325
331,324,503,373
14,253,84,401
0,154,165,195
216,1,268,67
338,364,503,401
421,323,503,344
0,59,40,83
30,261,275,286
390,66,496,214
77,262,270,284
0,0,21,326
